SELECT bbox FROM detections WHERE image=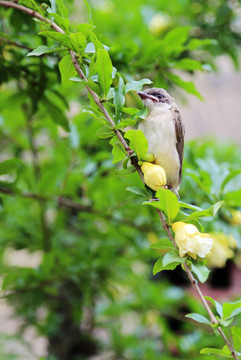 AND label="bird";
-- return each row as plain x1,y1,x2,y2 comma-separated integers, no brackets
137,88,185,197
